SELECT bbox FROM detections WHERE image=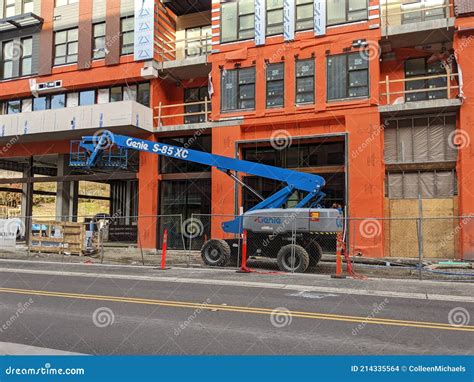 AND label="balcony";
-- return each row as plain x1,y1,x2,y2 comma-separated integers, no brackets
0,101,153,142
154,99,241,132
154,34,211,80
379,72,462,114
380,1,455,47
